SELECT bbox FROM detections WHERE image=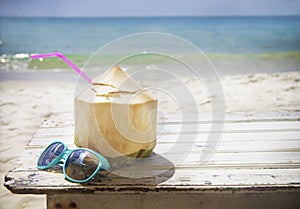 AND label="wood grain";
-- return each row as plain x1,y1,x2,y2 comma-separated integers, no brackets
4,111,300,197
